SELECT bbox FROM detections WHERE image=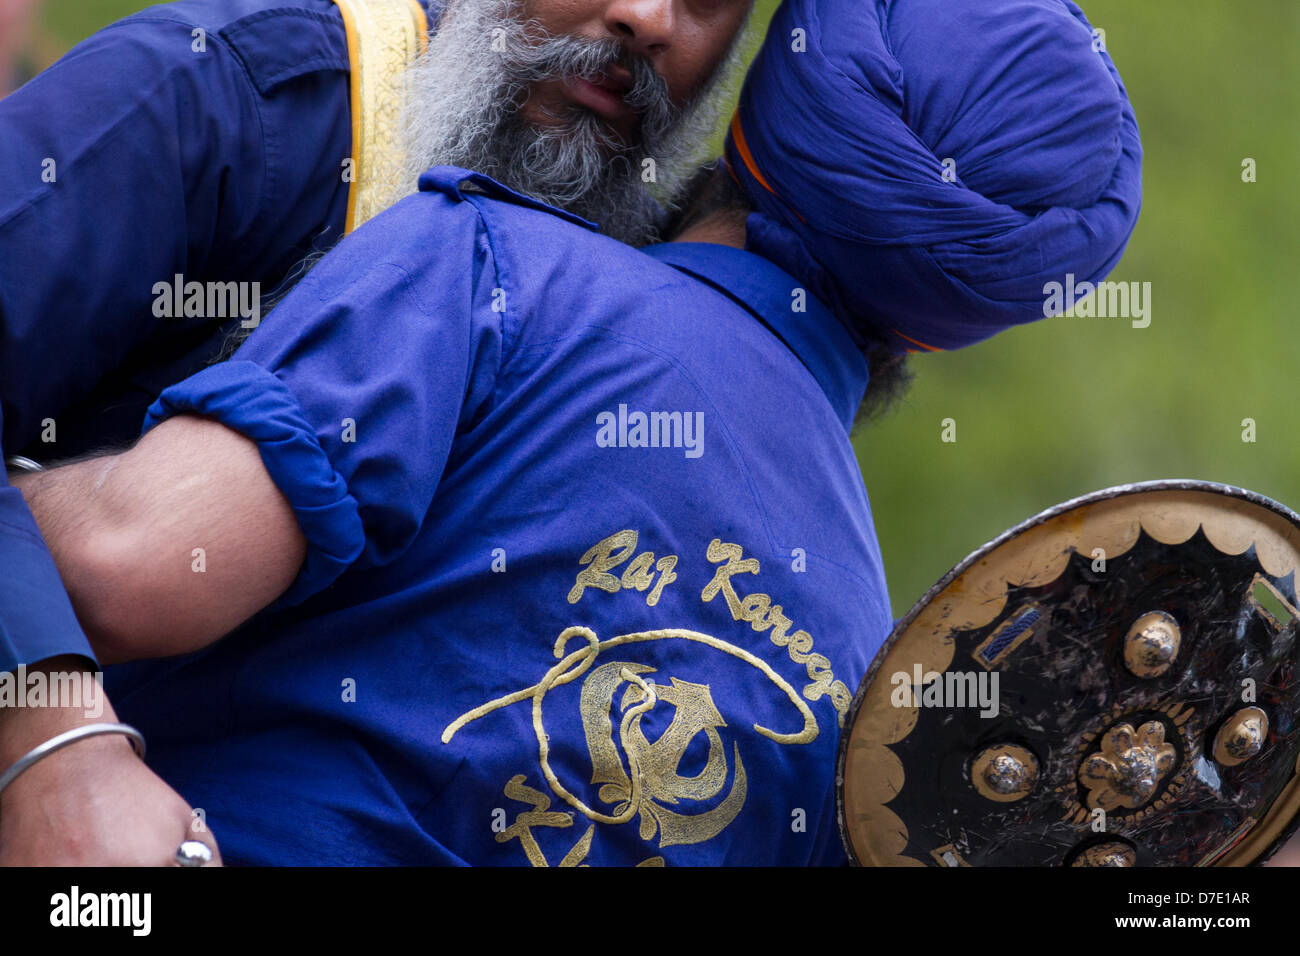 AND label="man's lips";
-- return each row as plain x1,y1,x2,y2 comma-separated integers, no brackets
563,70,634,125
